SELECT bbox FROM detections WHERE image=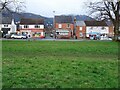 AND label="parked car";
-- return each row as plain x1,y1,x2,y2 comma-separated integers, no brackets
3,33,16,39
50,33,53,37
40,35,45,39
3,34,11,39
11,34,27,39
89,32,101,40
